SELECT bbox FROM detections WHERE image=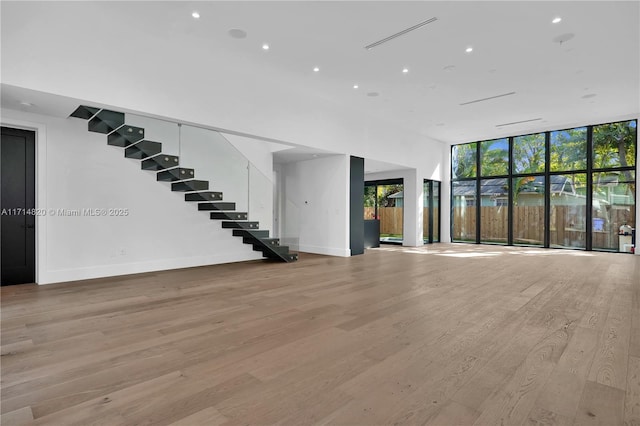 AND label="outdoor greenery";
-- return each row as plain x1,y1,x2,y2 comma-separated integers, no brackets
364,184,404,208
592,120,636,169
513,133,545,174
480,138,509,176
550,127,587,172
453,121,637,178
364,185,376,207
452,142,477,178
